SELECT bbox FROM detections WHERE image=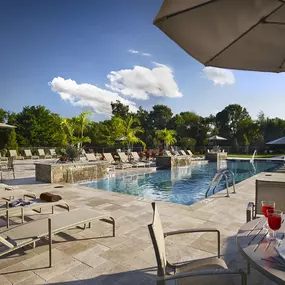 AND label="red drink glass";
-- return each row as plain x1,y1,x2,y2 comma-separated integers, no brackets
261,201,275,231
267,209,283,241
